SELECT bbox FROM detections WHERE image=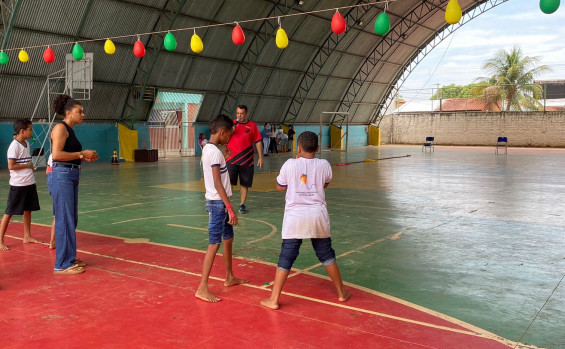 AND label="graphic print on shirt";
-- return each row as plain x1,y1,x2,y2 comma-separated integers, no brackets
298,171,316,193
